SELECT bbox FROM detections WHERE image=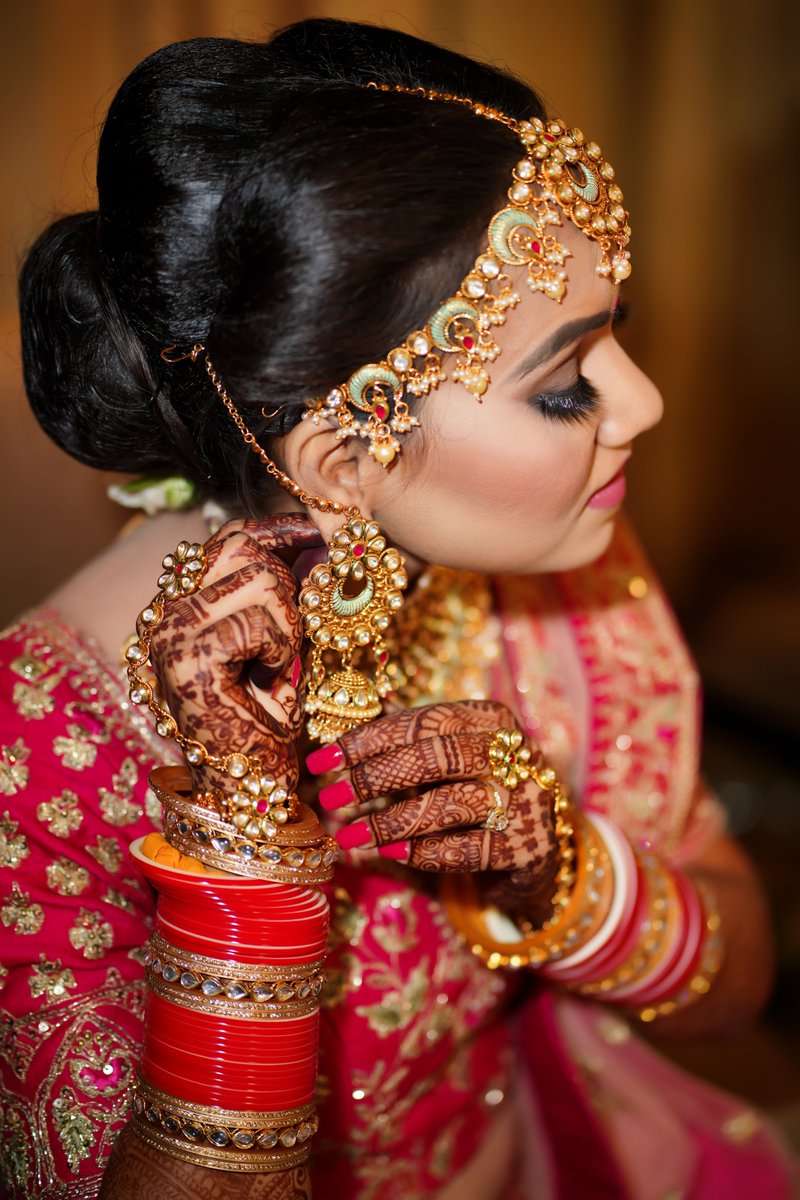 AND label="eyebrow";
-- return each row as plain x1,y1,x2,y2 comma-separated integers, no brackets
509,308,614,382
